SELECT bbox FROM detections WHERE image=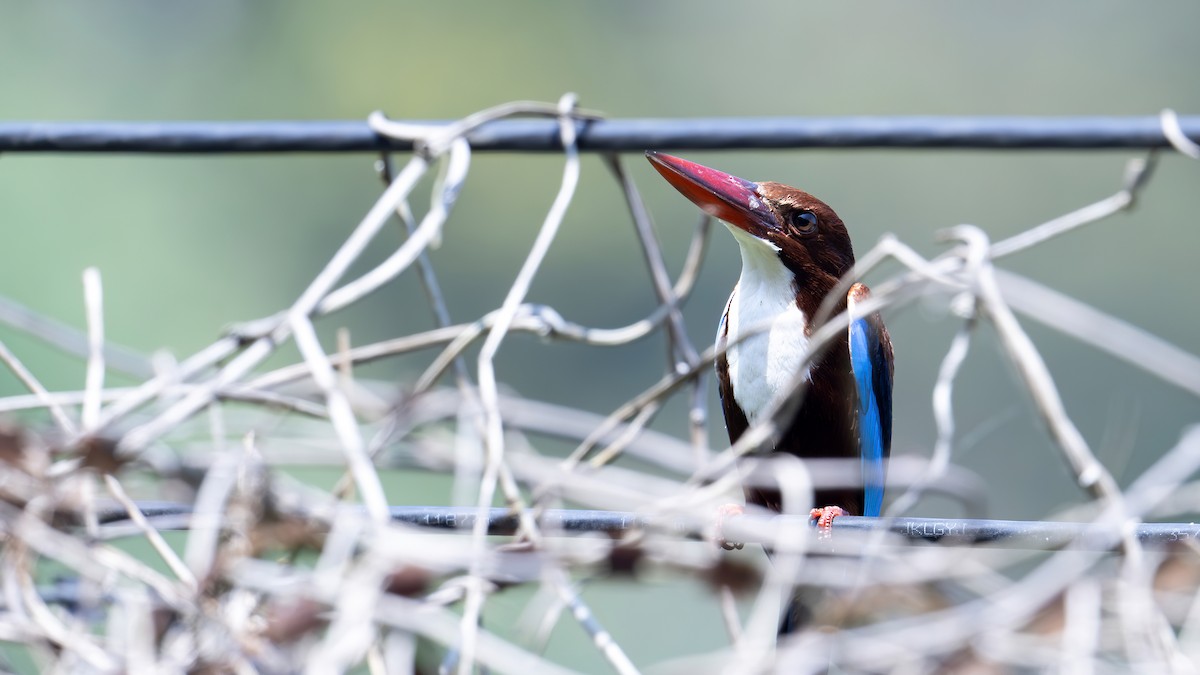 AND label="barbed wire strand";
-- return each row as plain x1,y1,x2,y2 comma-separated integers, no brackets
3,115,1198,153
